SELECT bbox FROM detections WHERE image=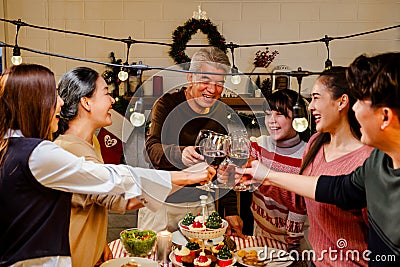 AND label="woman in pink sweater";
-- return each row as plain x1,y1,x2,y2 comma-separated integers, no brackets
299,66,372,266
